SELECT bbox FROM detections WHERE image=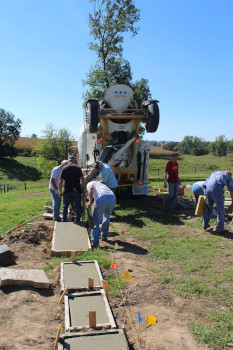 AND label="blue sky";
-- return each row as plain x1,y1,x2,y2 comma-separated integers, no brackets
0,0,232,142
